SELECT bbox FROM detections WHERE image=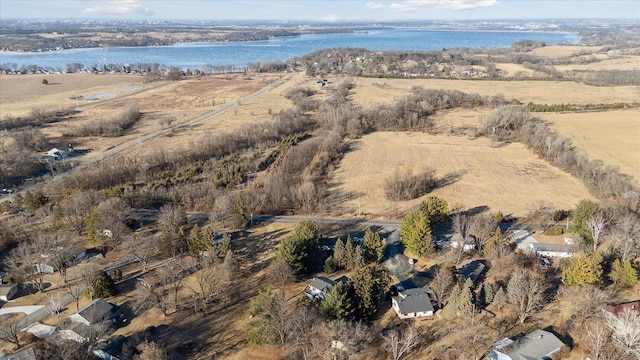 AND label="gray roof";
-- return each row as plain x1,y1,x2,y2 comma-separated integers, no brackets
530,243,574,253
393,288,435,314
0,284,17,296
457,260,487,283
309,277,337,293
3,347,36,360
507,329,564,360
72,298,114,324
